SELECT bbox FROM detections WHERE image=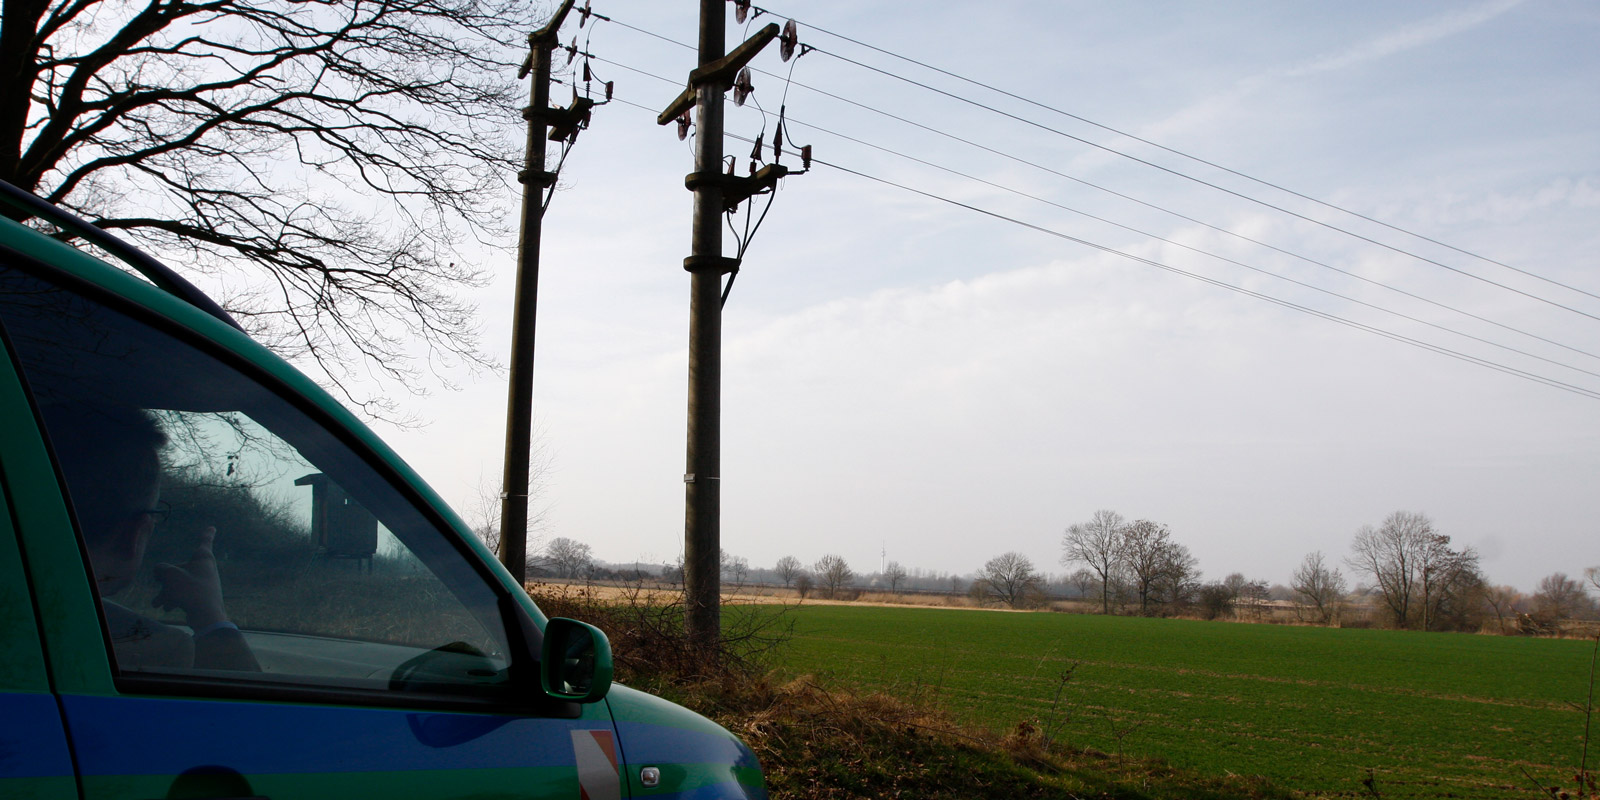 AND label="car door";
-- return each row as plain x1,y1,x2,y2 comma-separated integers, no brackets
0,365,76,799
0,228,624,800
